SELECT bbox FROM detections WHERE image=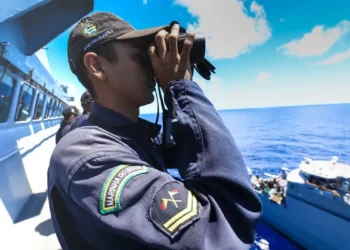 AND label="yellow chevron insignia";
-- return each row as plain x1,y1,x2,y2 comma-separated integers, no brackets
149,181,200,239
